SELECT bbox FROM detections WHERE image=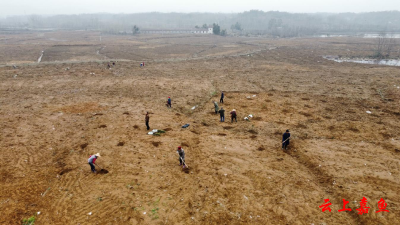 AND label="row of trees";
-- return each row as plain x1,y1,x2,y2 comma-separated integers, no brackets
1,11,400,38
374,34,398,59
